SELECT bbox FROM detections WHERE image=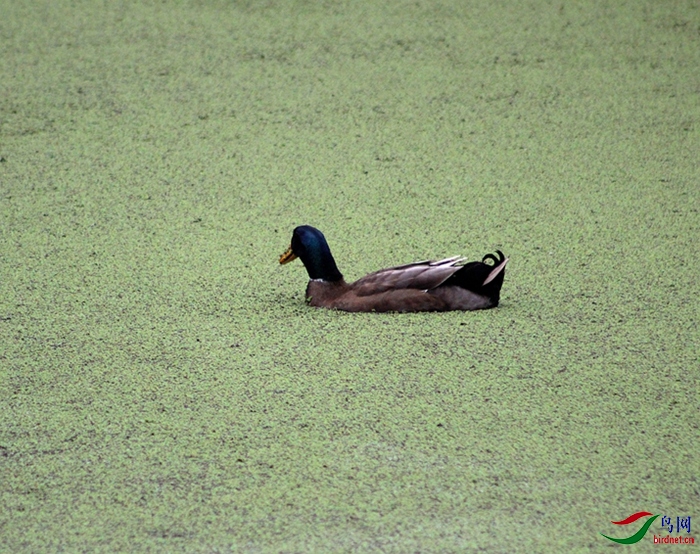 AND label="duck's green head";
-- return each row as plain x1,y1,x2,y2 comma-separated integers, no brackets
279,225,343,281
